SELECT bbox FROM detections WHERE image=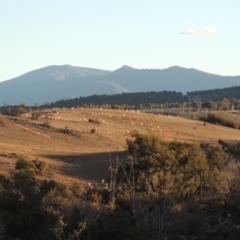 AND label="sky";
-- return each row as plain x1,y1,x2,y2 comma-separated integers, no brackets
1,0,240,82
